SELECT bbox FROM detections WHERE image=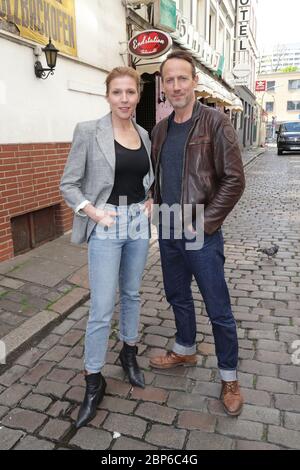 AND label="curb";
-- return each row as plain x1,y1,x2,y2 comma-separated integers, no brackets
243,149,265,169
